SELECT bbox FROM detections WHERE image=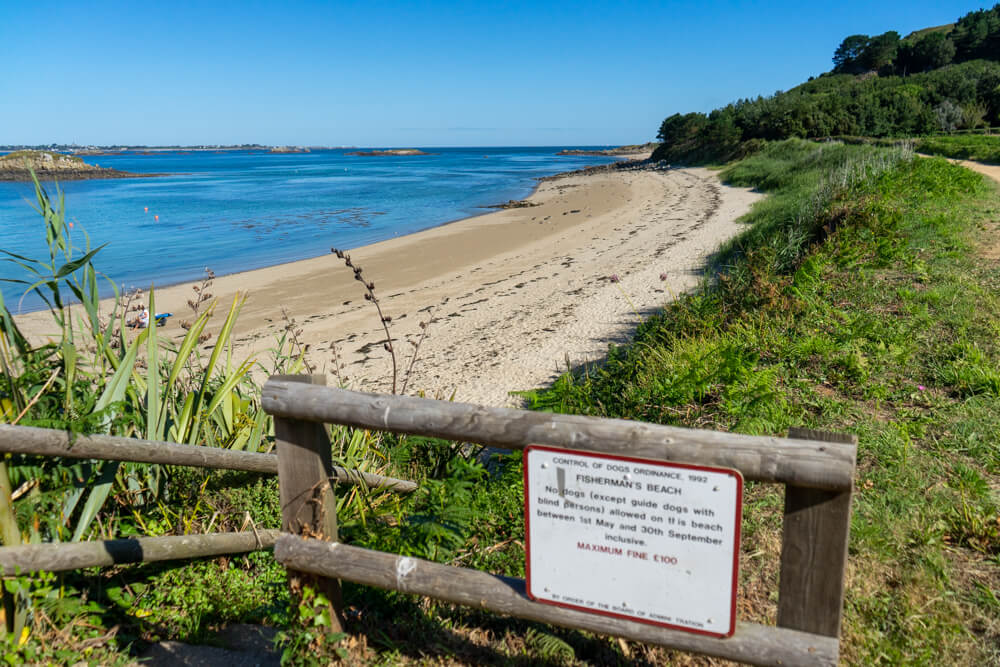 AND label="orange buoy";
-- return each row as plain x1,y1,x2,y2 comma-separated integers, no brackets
144,206,148,213
154,215,159,221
